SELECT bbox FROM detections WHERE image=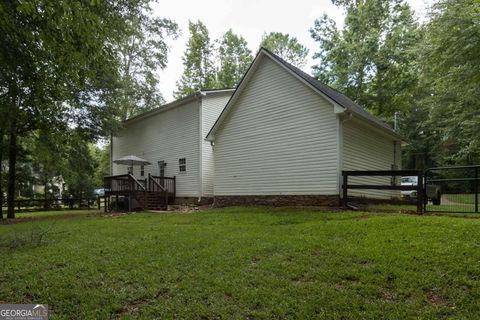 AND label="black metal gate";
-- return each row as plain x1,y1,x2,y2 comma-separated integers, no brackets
424,165,479,213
